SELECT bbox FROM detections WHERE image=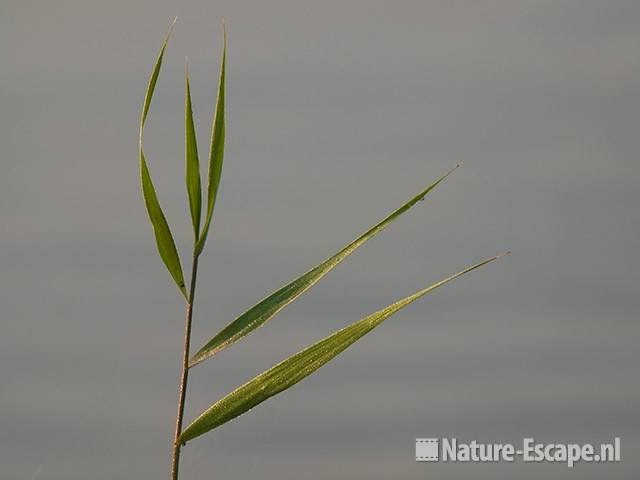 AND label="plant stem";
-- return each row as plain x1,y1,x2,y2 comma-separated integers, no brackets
170,254,199,480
